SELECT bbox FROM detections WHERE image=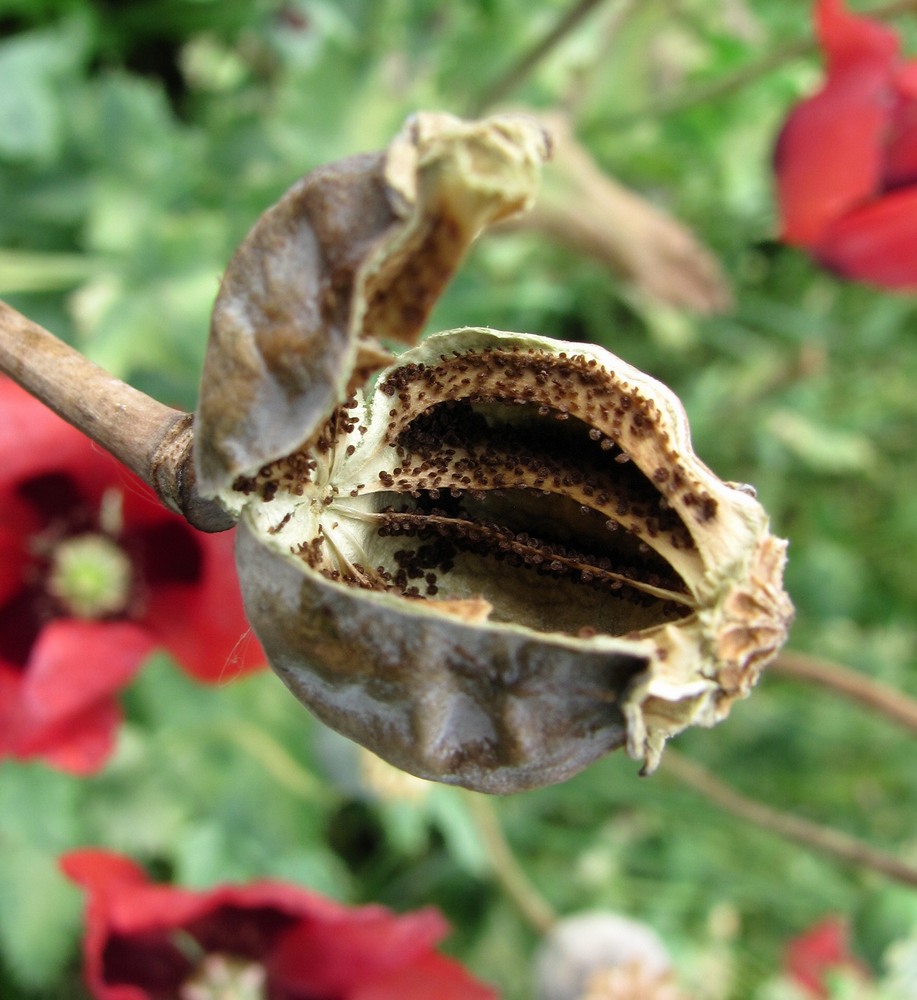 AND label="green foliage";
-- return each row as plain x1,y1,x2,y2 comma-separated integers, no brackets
1,1,916,998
